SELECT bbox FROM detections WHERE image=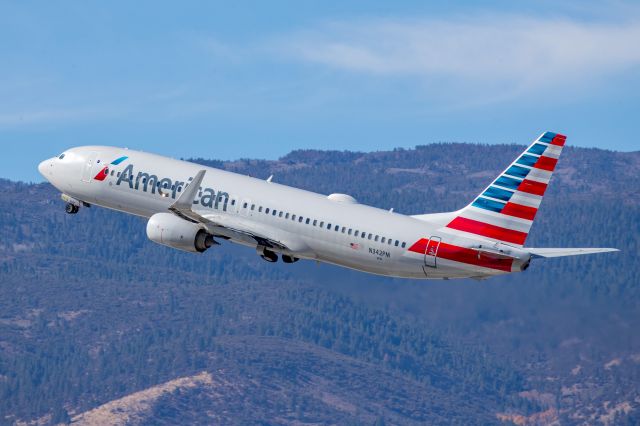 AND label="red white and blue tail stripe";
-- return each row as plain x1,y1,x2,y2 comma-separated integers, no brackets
445,132,566,246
